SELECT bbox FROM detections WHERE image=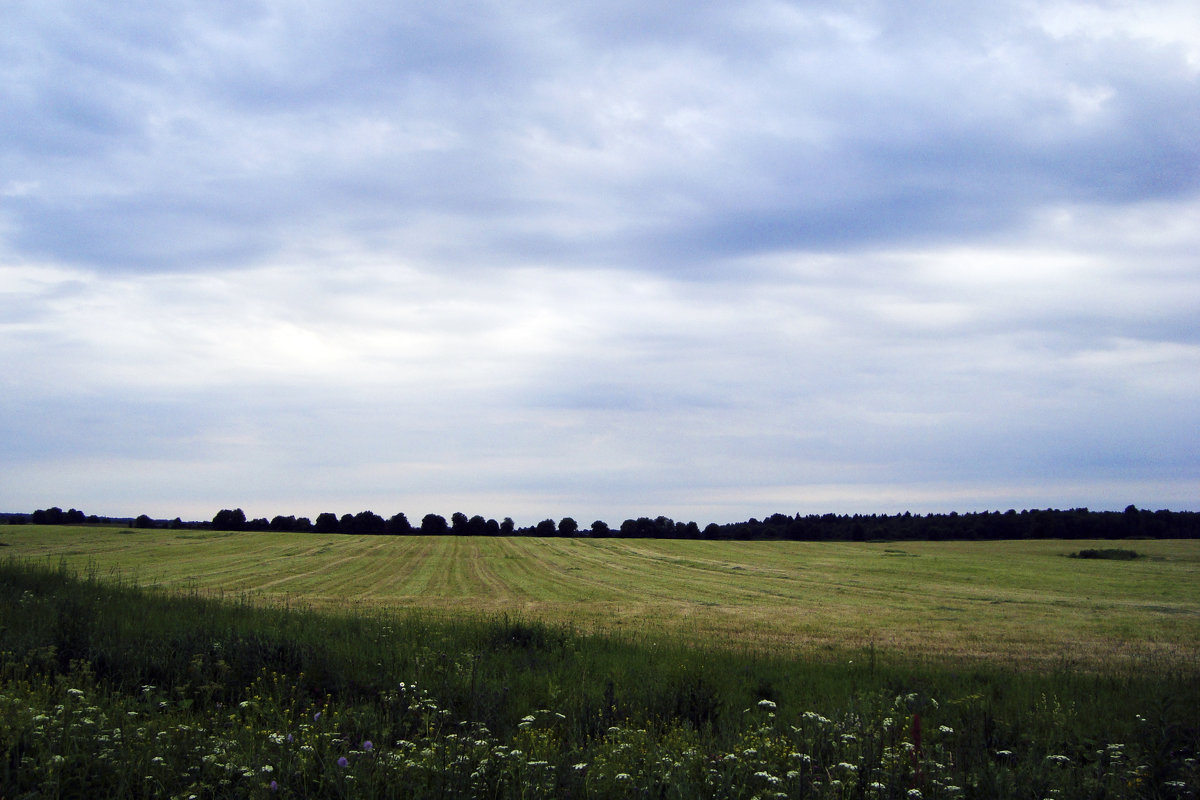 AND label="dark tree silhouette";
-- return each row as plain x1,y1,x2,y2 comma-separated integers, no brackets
314,513,340,534
270,515,297,532
212,508,246,531
421,513,448,535
353,510,386,535
386,513,413,535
